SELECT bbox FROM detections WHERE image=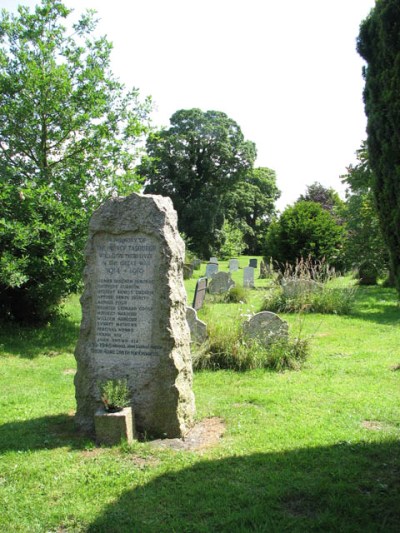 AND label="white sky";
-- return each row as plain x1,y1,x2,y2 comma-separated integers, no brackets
3,0,375,209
